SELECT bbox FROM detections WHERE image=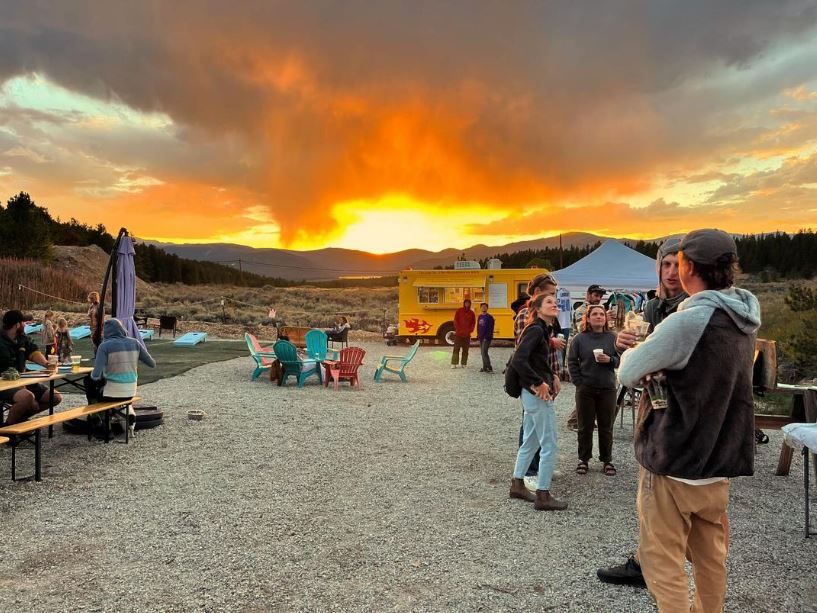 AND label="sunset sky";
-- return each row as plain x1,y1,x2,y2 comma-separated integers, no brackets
2,2,817,253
